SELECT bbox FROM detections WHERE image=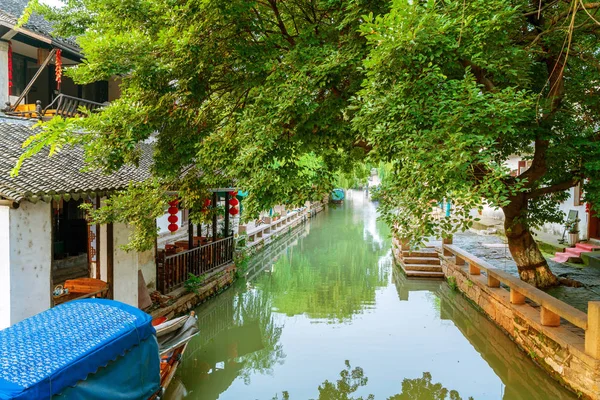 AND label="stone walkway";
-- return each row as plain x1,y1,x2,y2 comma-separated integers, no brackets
429,231,600,312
